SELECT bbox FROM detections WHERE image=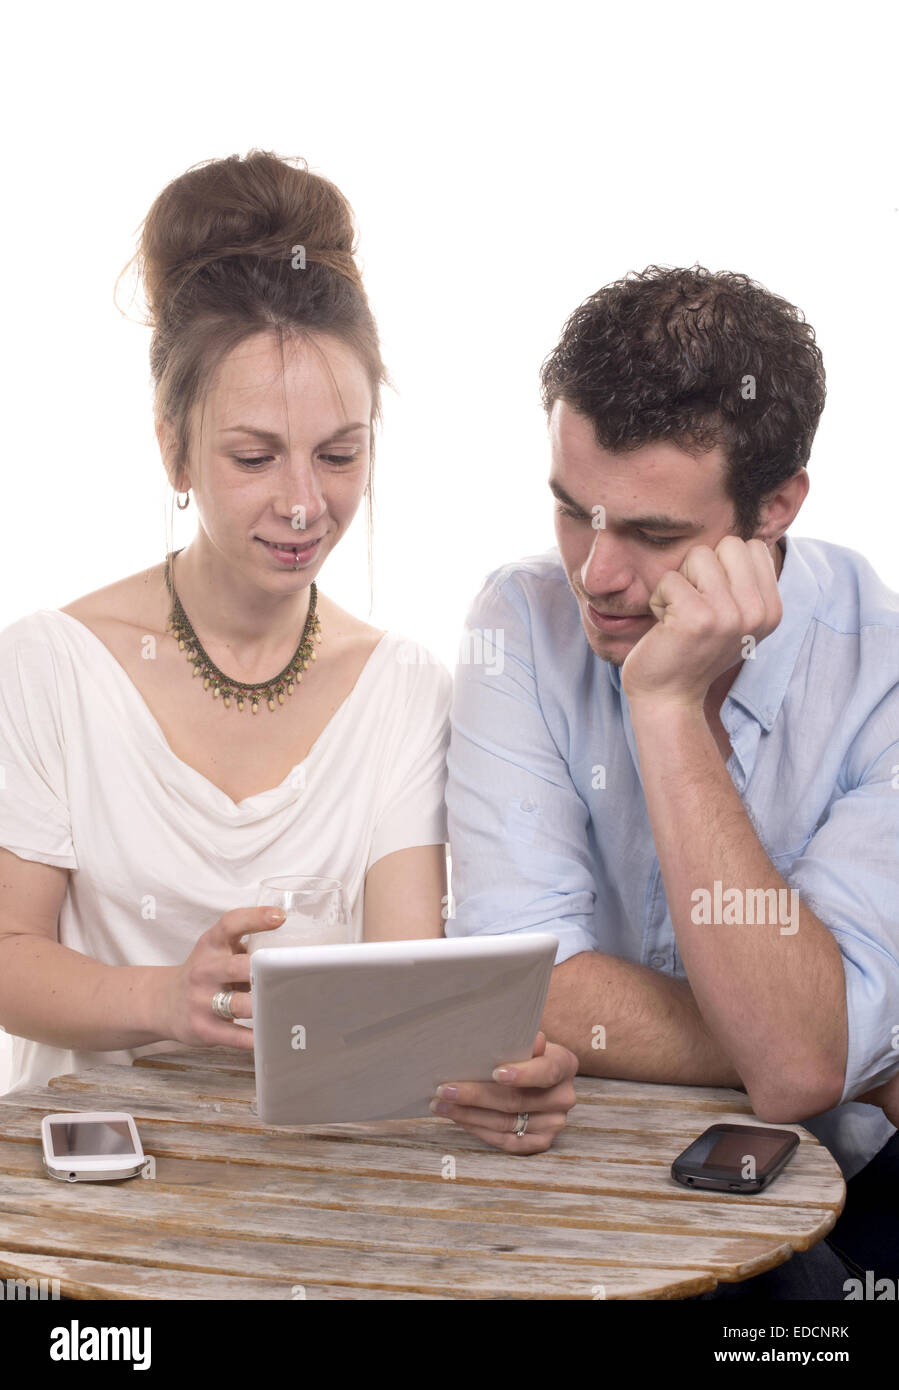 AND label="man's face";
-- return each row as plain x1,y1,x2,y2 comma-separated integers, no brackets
549,400,741,667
